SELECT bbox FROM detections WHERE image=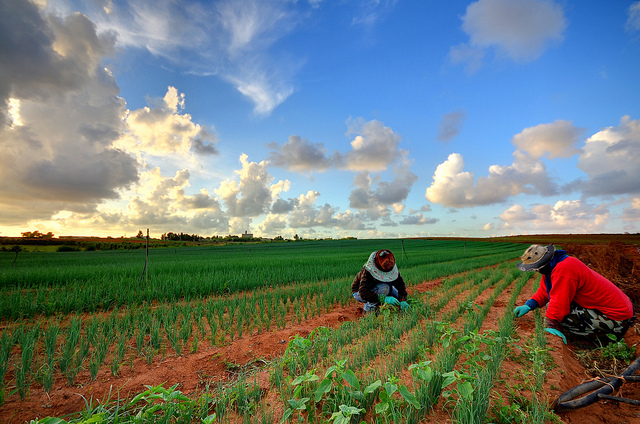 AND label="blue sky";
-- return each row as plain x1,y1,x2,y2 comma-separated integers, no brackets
1,0,639,239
